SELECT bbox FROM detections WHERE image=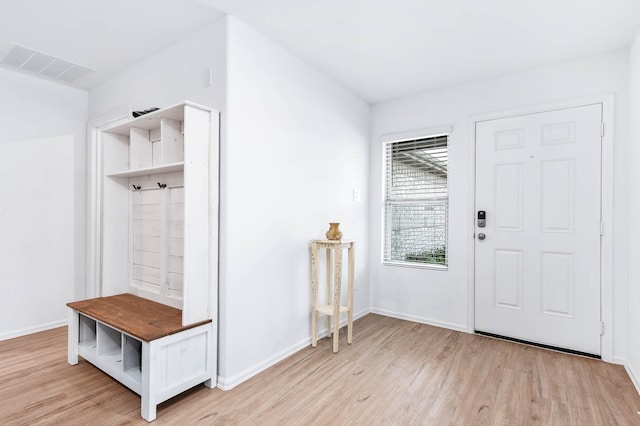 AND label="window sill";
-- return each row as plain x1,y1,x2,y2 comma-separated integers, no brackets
383,261,448,271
